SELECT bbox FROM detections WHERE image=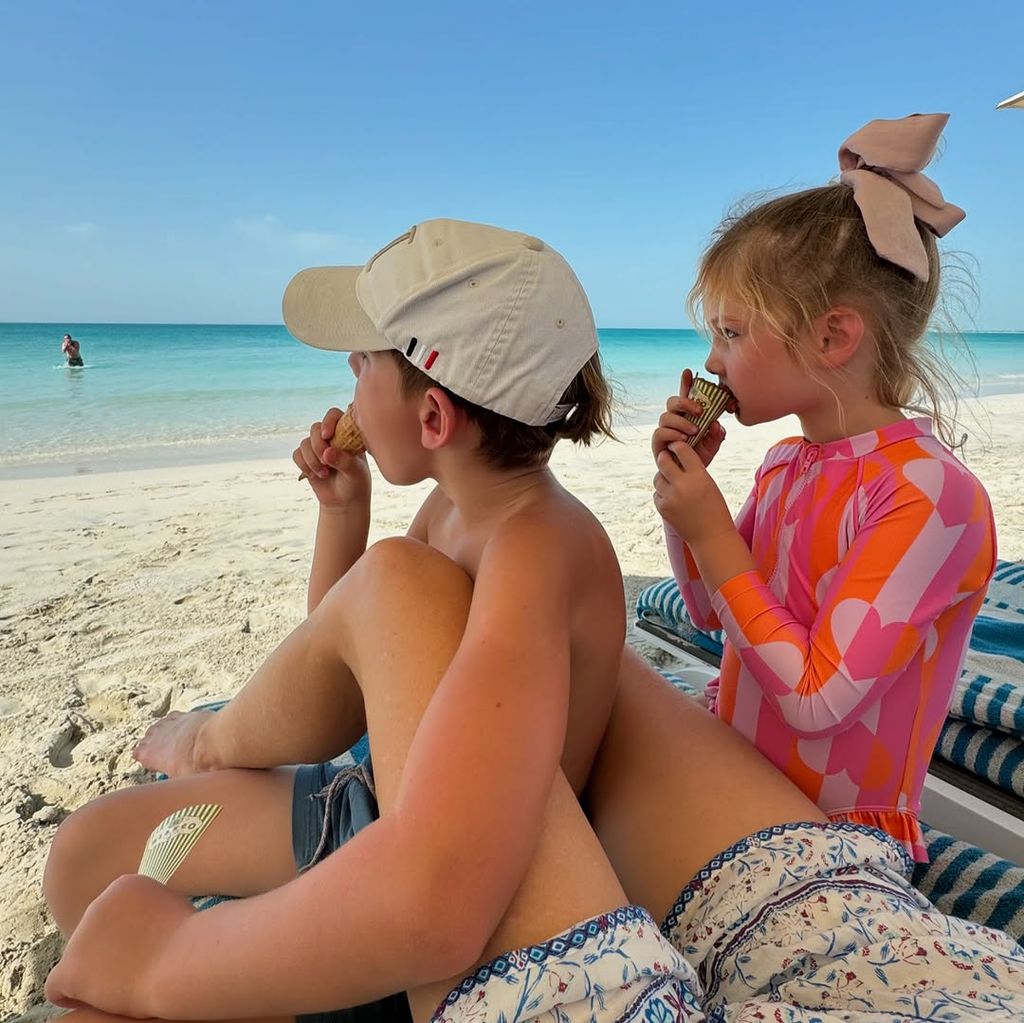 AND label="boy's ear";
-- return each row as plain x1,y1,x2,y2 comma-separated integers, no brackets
814,306,866,368
418,387,462,450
